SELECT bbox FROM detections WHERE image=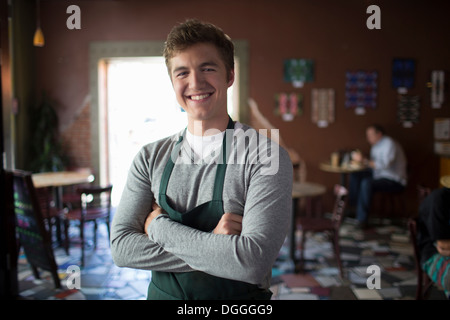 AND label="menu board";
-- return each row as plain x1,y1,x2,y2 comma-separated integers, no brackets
11,172,60,286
